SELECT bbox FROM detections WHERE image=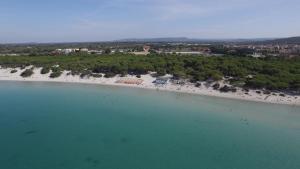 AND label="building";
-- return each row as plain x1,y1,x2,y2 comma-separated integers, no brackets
62,49,75,54
153,77,169,85
80,48,89,52
143,45,151,52
132,45,151,55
